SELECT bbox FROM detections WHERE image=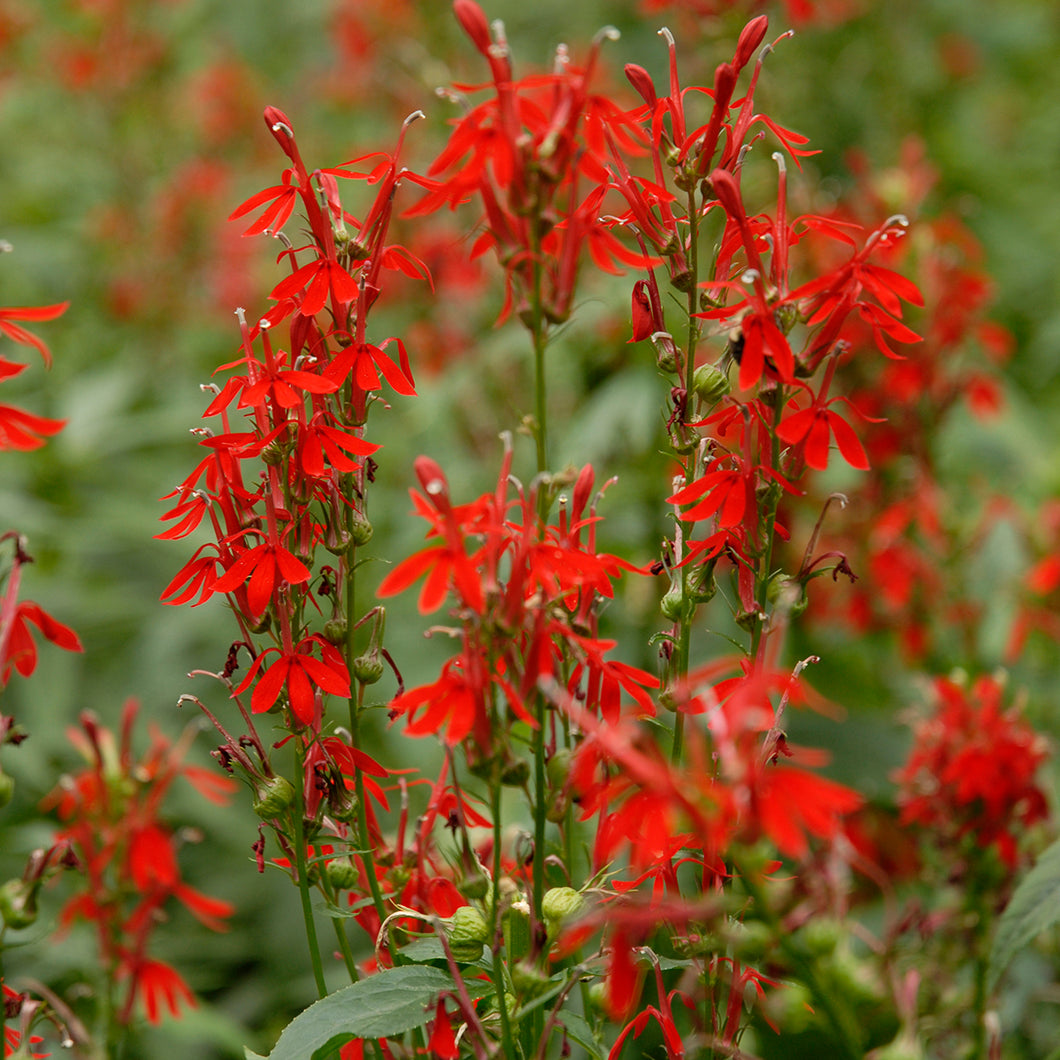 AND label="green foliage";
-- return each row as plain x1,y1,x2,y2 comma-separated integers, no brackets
989,837,1060,993
247,966,491,1059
